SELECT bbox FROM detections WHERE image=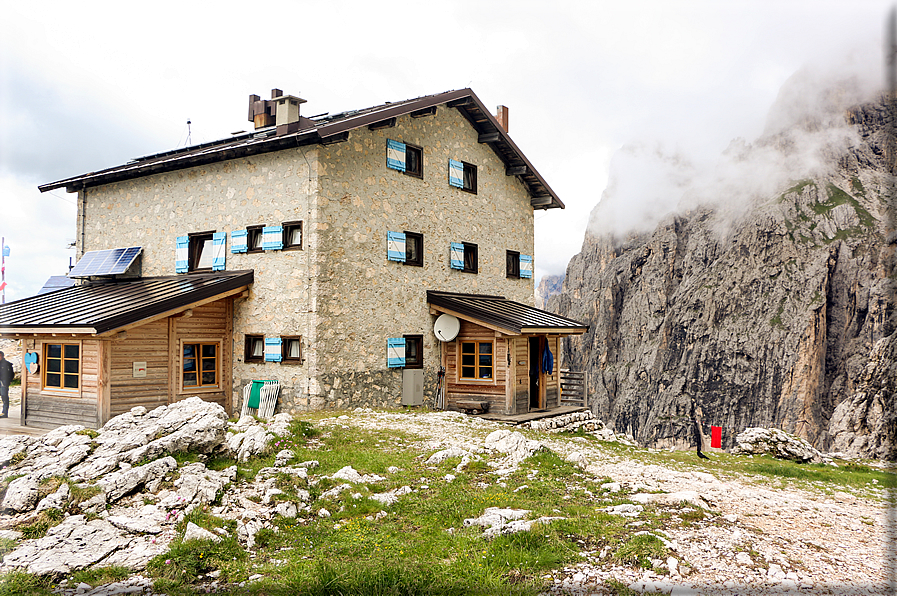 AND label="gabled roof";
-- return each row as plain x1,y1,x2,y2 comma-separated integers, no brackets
0,271,253,336
39,89,562,209
427,291,588,336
